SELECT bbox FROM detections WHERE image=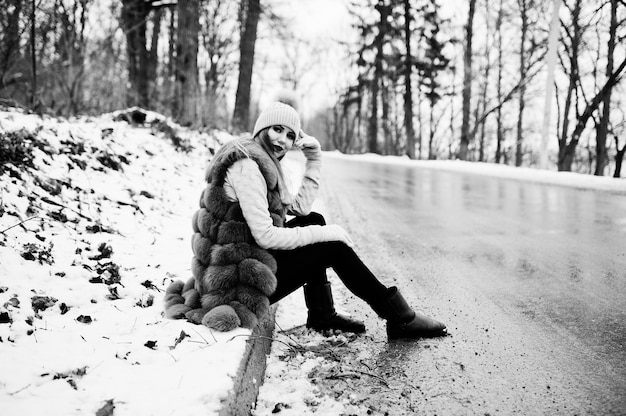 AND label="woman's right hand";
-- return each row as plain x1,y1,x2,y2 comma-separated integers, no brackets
295,130,321,155
325,224,354,248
